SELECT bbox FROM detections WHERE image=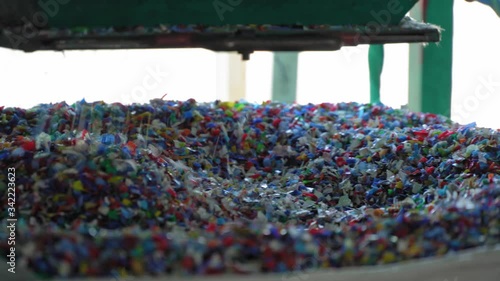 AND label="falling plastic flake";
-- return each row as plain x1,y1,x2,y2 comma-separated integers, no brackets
0,100,499,278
